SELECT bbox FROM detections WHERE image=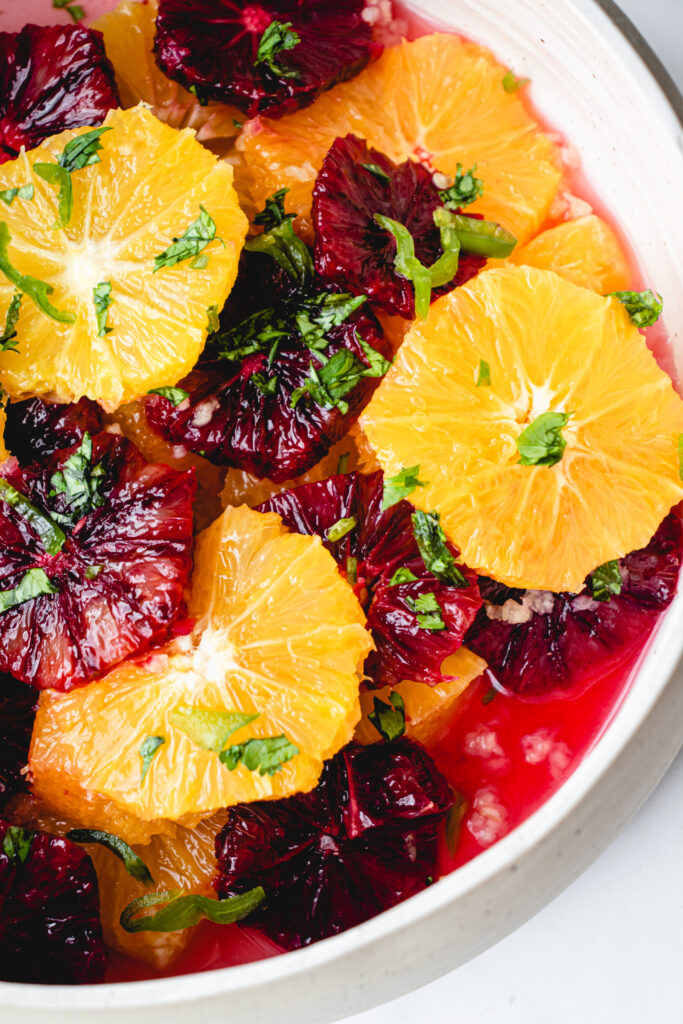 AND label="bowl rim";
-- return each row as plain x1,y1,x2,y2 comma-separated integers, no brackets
2,0,683,1011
